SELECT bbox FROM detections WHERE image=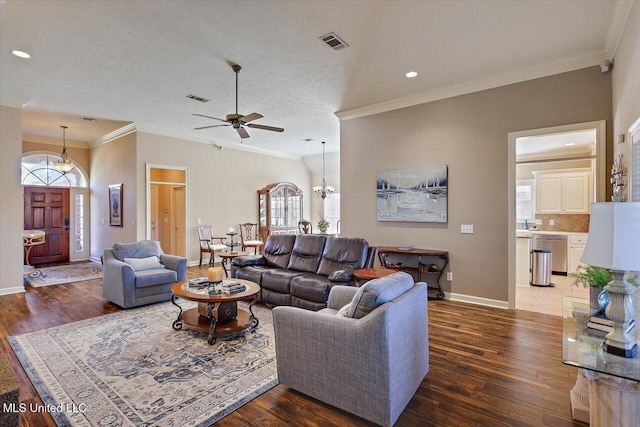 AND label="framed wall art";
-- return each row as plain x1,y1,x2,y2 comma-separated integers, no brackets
109,183,123,227
376,165,448,223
